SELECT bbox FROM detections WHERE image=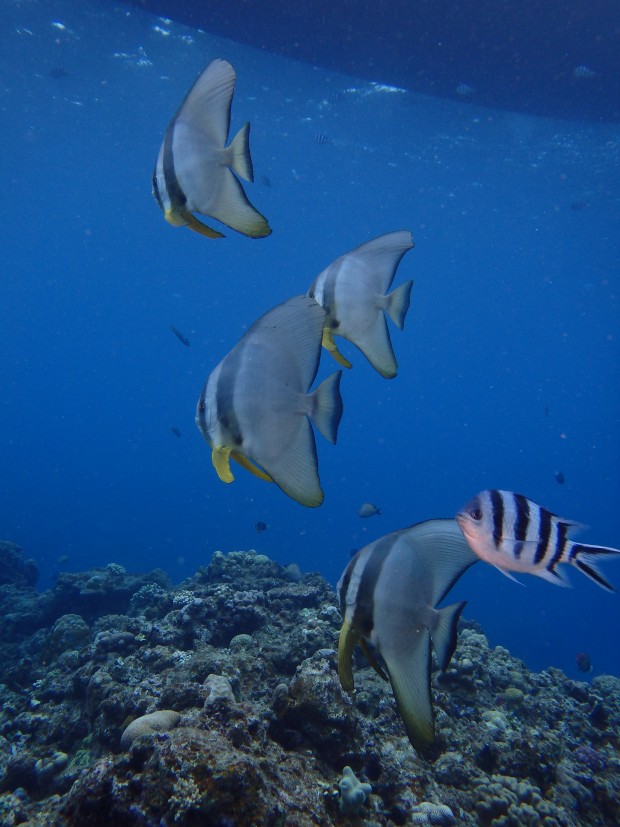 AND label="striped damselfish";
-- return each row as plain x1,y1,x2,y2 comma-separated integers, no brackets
337,519,478,751
195,295,343,508
456,489,620,591
152,59,271,239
